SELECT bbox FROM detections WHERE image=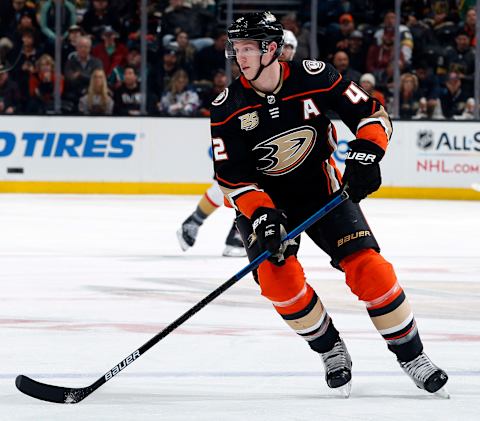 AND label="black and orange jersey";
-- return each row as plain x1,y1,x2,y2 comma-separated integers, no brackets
210,60,392,219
